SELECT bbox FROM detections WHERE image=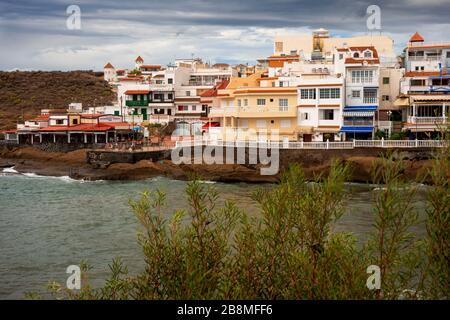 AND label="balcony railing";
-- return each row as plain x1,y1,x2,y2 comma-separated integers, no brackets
126,100,149,107
363,96,378,104
409,117,447,124
344,120,374,126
